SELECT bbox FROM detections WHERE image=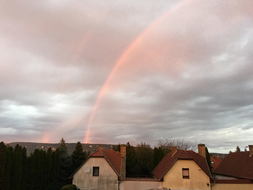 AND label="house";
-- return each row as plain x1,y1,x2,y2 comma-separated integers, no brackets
72,143,253,190
71,144,162,190
212,145,253,190
71,145,126,190
214,145,253,179
152,144,213,190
